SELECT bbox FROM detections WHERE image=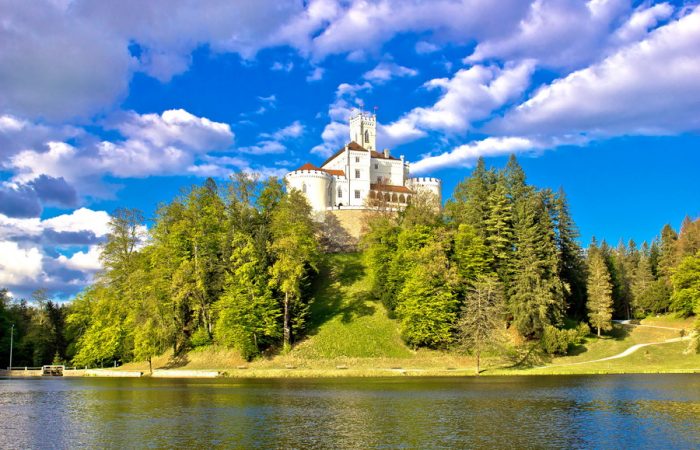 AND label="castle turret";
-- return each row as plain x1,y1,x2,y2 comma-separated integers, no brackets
349,111,376,150
285,163,333,214
407,177,442,202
